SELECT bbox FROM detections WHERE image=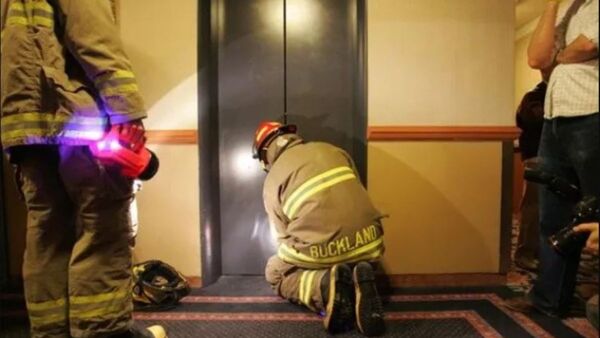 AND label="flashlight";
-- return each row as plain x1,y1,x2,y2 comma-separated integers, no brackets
90,130,159,180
